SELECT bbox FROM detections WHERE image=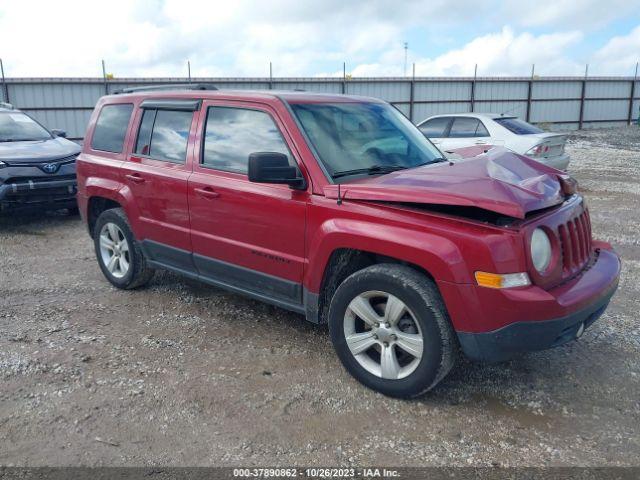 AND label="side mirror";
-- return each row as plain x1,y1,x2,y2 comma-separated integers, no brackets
248,152,306,190
51,129,67,138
